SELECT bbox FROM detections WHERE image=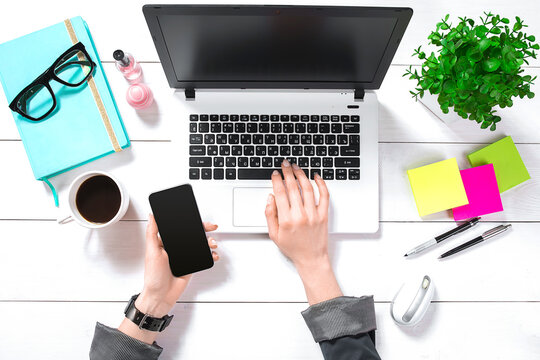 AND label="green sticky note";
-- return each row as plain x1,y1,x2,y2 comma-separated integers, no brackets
468,136,530,193
407,158,469,217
